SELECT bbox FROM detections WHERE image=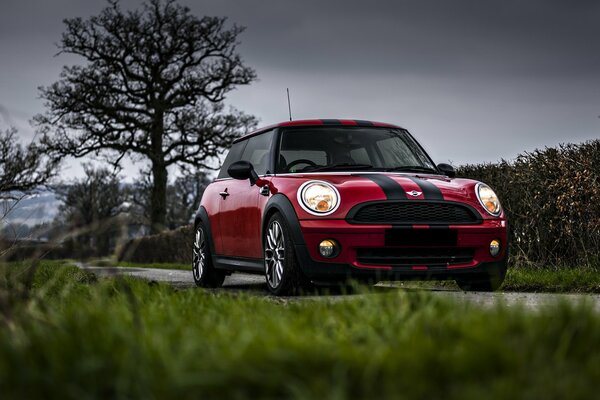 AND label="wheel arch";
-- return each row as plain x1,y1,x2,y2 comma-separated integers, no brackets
194,206,218,260
262,194,306,248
